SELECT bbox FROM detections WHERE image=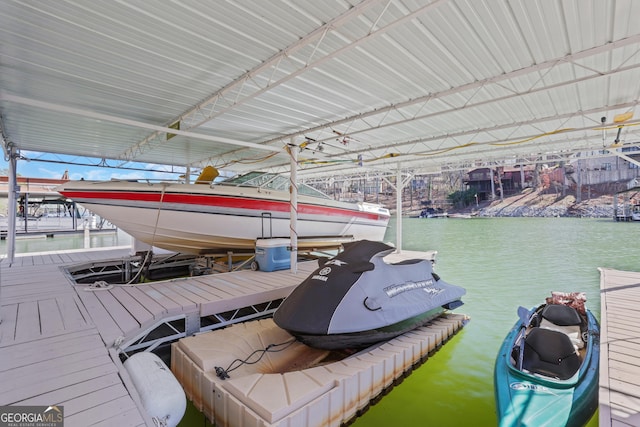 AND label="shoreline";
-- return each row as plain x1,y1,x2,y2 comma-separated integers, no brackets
403,188,623,219
476,189,617,218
